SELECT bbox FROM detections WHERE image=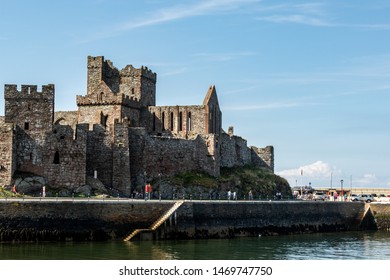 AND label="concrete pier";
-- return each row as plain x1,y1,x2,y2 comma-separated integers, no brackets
0,199,374,241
